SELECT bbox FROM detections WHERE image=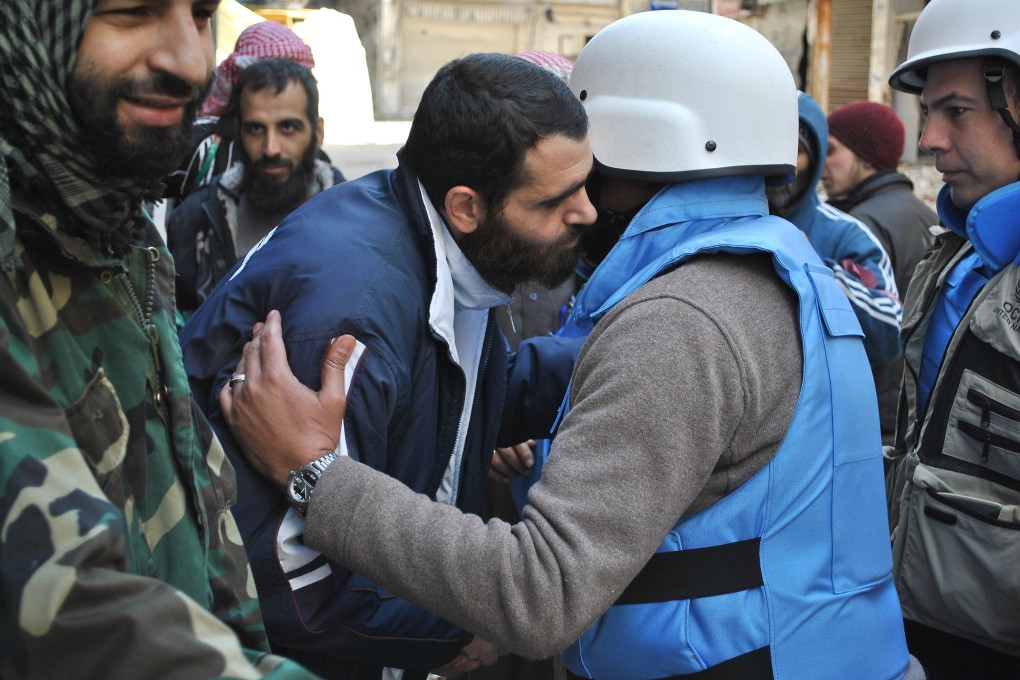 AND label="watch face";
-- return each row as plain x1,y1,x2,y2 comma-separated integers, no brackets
288,468,319,505
286,453,337,512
